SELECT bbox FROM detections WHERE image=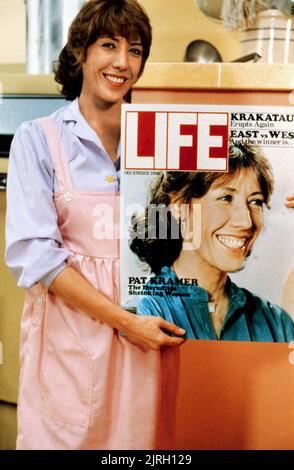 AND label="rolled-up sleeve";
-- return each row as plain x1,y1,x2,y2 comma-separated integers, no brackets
5,121,71,289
